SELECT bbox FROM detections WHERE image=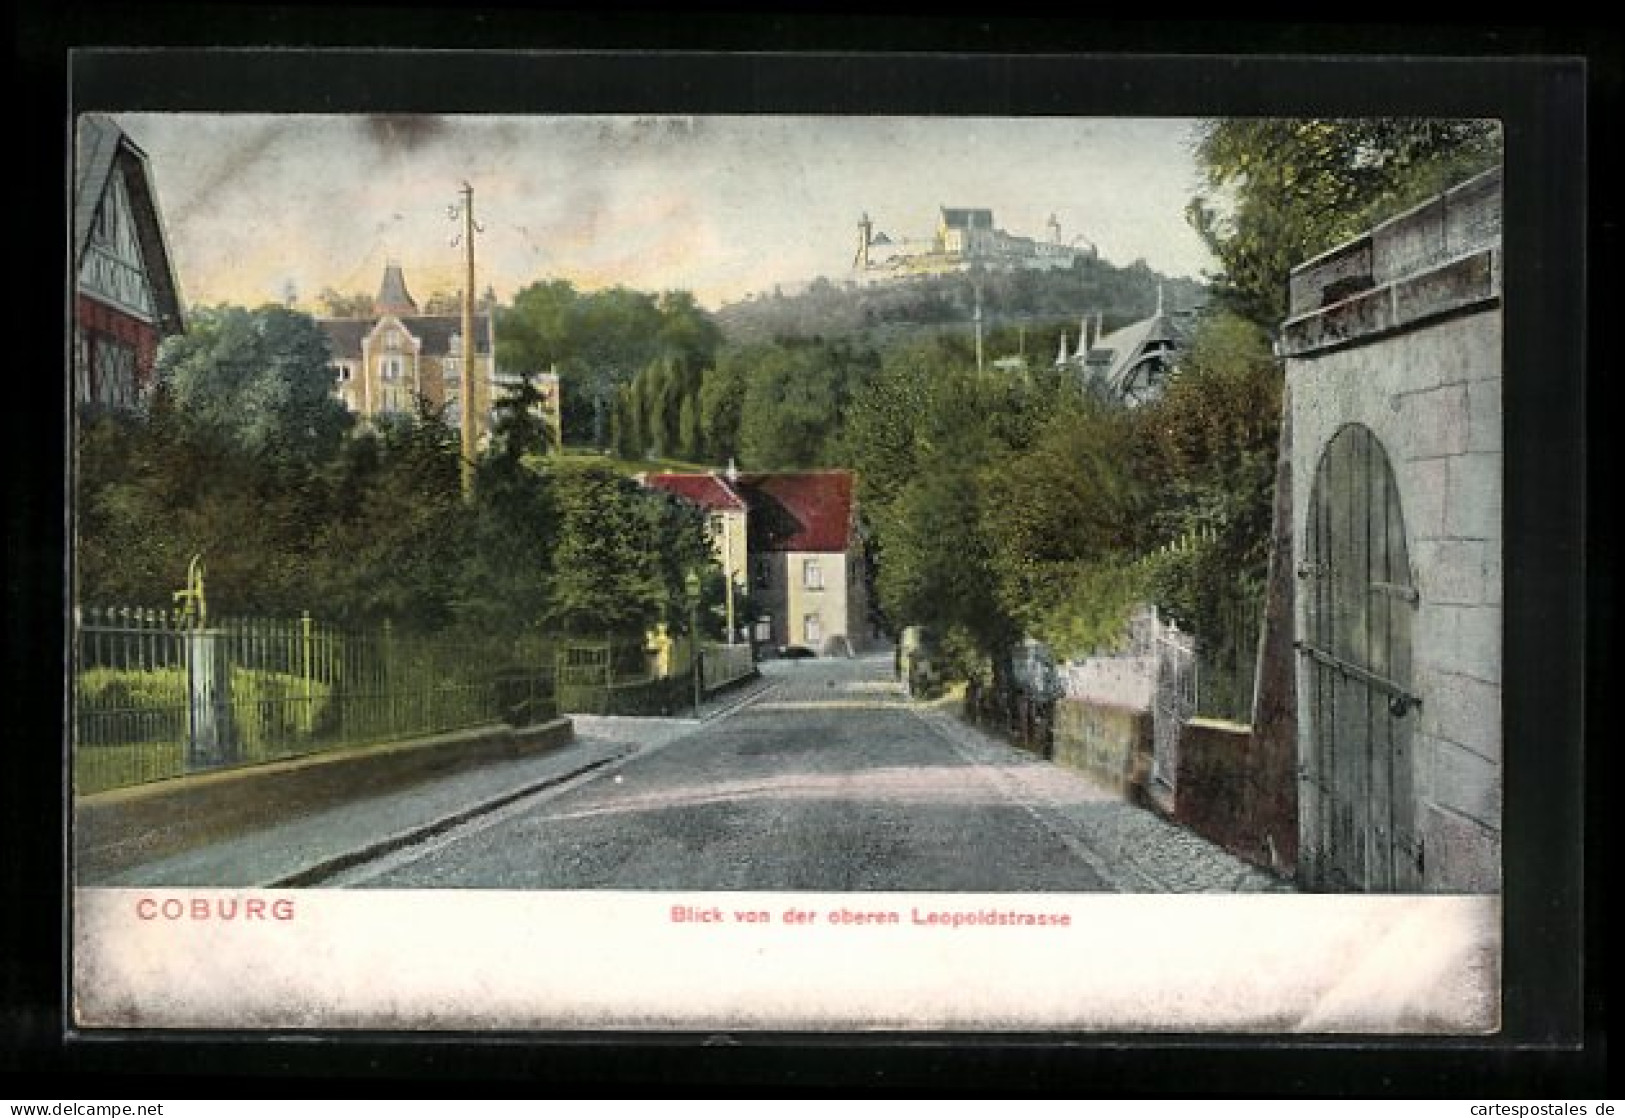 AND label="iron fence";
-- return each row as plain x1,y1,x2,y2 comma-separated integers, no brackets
553,638,756,716
1193,584,1265,724
73,606,557,795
